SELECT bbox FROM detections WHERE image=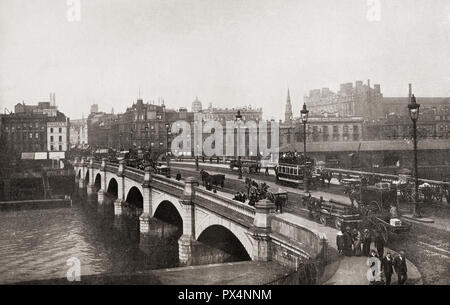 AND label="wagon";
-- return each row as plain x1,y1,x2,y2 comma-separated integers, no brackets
364,214,411,243
312,198,361,230
156,165,171,177
313,185,411,243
